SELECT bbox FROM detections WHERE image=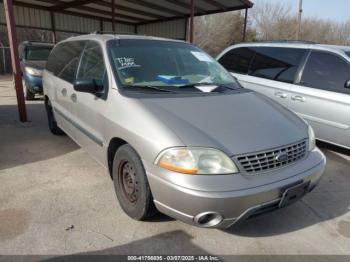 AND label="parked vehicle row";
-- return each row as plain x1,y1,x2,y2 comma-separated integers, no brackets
217,42,350,149
42,34,325,228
